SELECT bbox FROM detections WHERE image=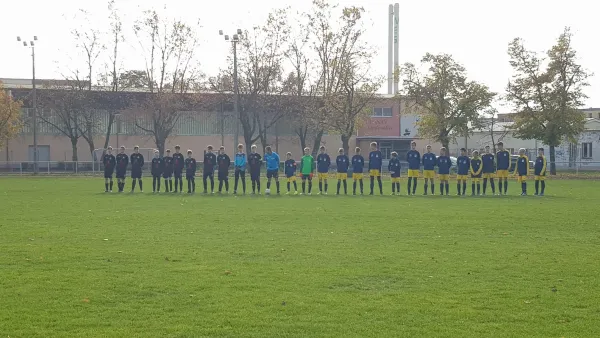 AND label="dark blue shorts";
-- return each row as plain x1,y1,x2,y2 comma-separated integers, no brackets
203,171,214,179
116,170,126,179
104,169,114,179
131,169,142,179
266,169,278,179
174,170,183,178
302,174,312,180
250,171,260,181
